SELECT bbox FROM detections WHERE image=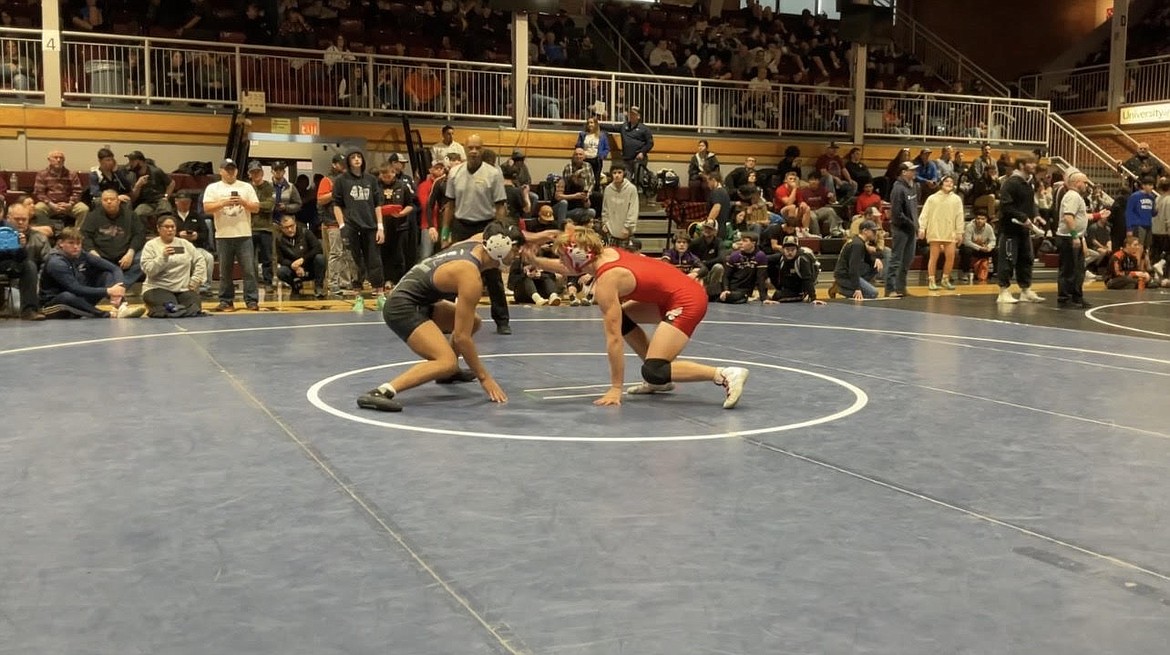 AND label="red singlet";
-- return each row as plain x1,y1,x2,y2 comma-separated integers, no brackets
593,249,709,337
